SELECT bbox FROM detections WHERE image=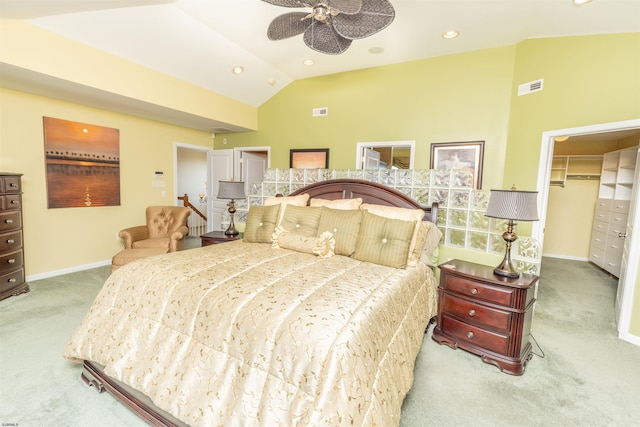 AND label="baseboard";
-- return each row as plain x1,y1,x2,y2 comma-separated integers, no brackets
26,259,111,282
619,331,640,347
542,253,590,262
